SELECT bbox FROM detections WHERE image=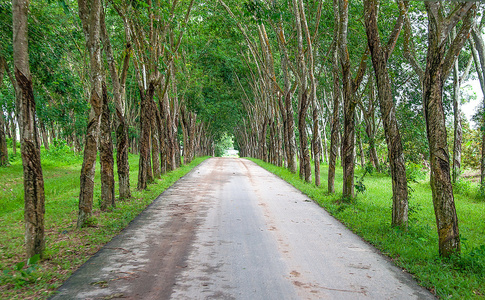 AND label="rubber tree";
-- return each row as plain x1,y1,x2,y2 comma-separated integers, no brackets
13,0,46,257
338,0,368,199
77,0,103,228
0,56,9,166
363,0,409,228
470,18,485,187
450,24,475,184
422,1,476,257
100,4,132,200
328,0,340,194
